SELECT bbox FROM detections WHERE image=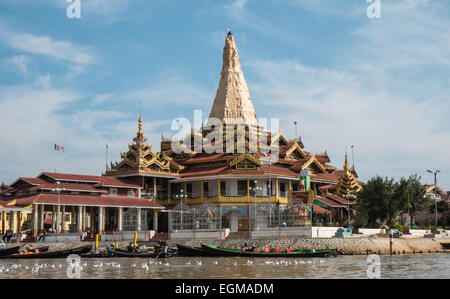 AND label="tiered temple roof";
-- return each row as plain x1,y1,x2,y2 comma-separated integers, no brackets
105,32,362,216
334,152,361,198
